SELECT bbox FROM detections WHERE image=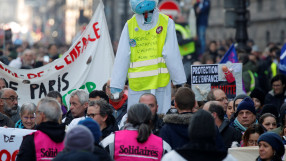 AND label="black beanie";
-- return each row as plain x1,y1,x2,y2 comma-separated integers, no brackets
250,88,266,105
261,104,279,119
